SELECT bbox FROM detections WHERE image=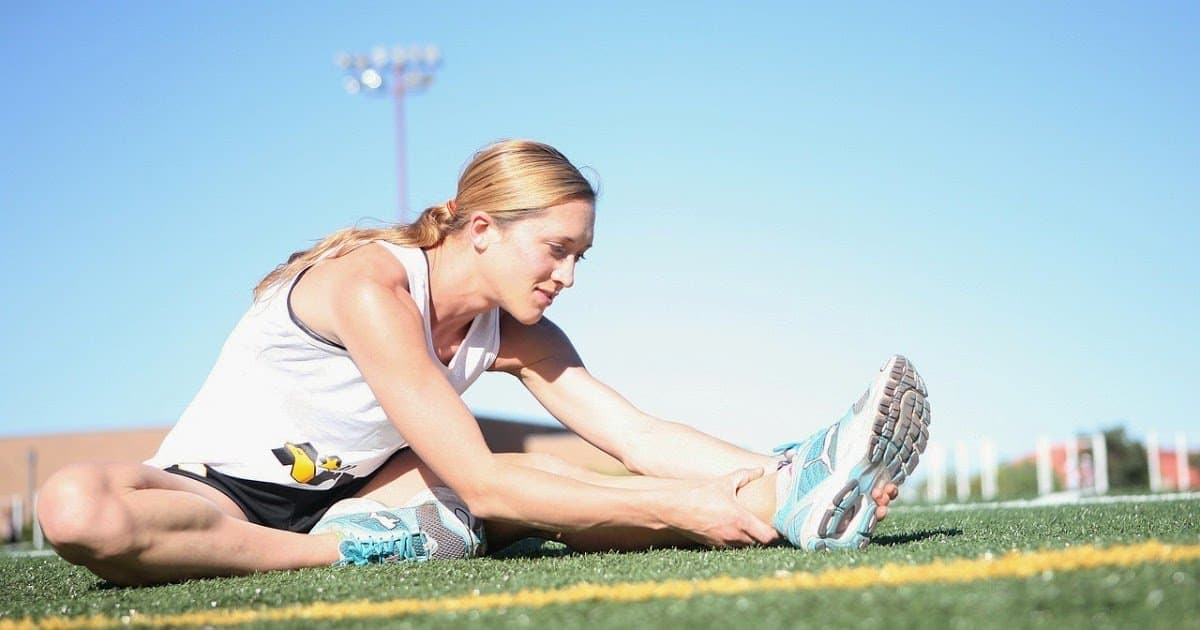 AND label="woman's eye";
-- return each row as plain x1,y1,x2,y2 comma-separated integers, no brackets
549,243,585,261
